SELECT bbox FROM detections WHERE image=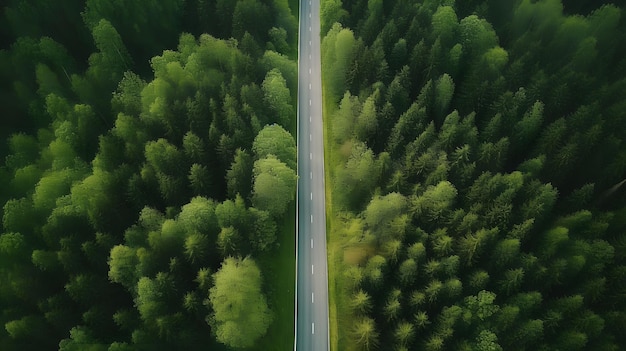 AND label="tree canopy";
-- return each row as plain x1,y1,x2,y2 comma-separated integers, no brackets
0,0,298,349
322,1,626,350
208,257,273,348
